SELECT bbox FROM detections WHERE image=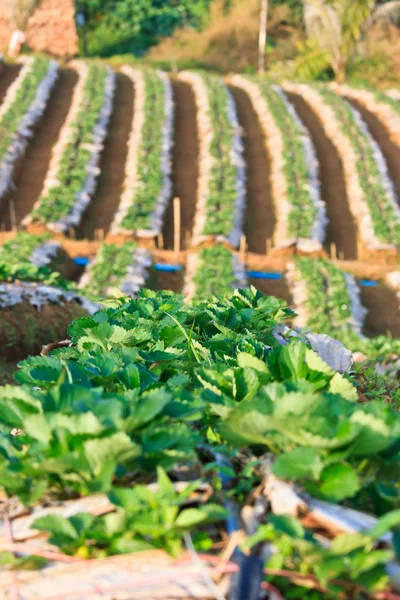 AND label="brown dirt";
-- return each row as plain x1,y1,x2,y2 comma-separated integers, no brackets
0,63,22,104
2,68,78,228
360,283,400,338
77,72,135,240
285,92,358,260
162,79,199,251
147,266,183,294
0,301,86,360
249,276,293,308
229,84,275,254
345,97,400,208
